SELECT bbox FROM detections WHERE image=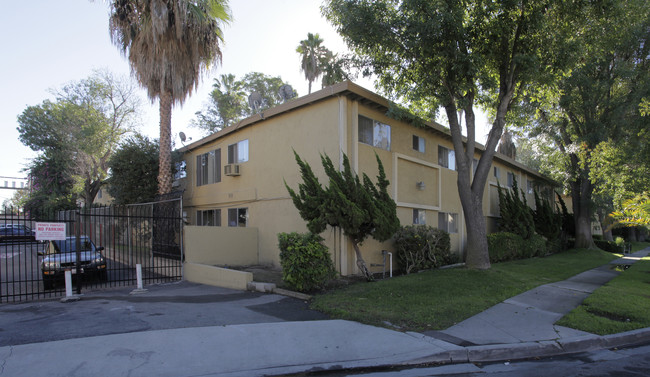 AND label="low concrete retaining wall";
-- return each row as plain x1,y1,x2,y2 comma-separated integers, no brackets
184,262,253,291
